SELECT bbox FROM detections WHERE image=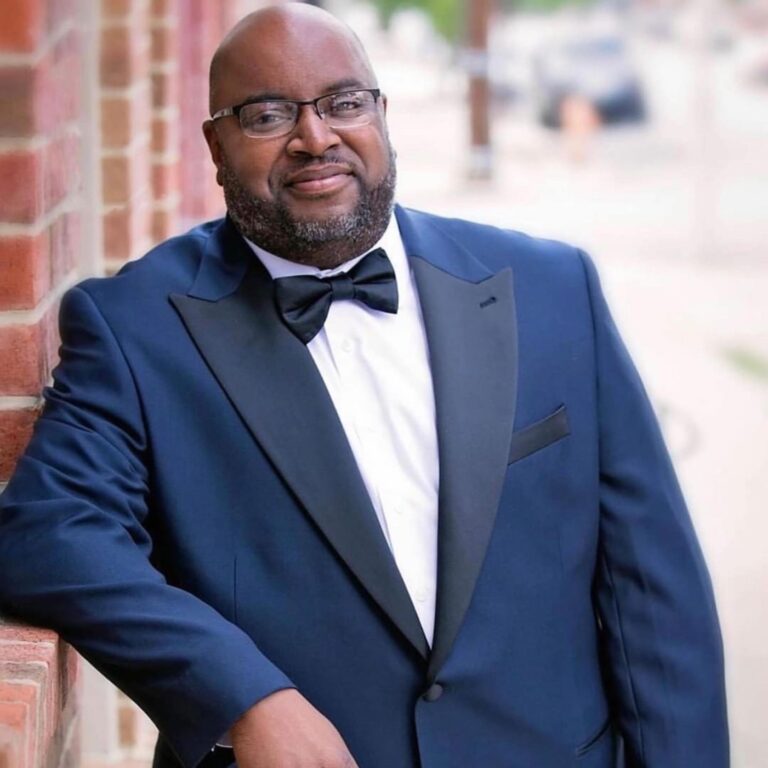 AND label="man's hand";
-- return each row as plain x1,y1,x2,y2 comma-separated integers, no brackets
231,688,359,768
